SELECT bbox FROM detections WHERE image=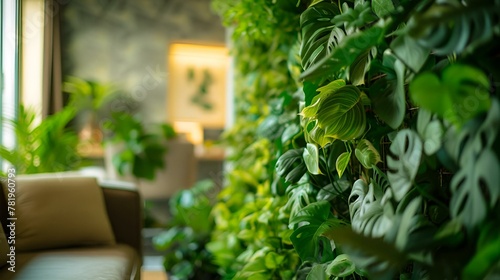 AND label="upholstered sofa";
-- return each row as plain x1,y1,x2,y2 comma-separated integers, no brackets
0,173,142,280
